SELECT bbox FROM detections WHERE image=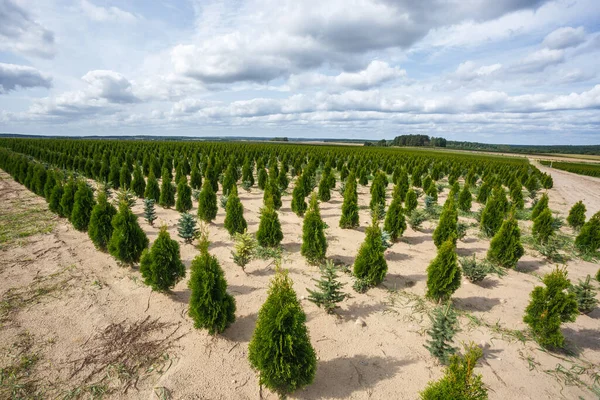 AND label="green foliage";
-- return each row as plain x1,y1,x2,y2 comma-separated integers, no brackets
487,213,524,269
88,191,117,251
569,275,598,314
49,182,65,216
597,268,600,282
60,178,77,220
369,171,387,214
433,197,458,248
480,191,505,237
532,208,555,244
523,267,578,348
509,182,524,210
567,201,586,230
177,212,198,244
531,193,549,220
426,239,461,303
339,172,359,229
257,167,268,190
115,188,136,208
405,188,418,213
119,163,131,189
408,209,428,231
256,199,283,248
175,179,192,213
143,198,157,226
420,344,488,400
291,175,308,216
307,260,347,314
248,269,316,398
575,211,600,254
71,181,96,231
224,186,247,236
317,171,332,202
353,218,388,289
424,303,459,364
263,179,282,210
301,194,327,264
383,191,406,241
190,165,202,190
458,186,472,212
188,250,236,334
459,256,490,283
159,168,175,208
140,226,186,292
144,169,160,201
108,202,149,264
476,181,491,204
197,179,218,222
131,165,146,197
232,230,256,270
